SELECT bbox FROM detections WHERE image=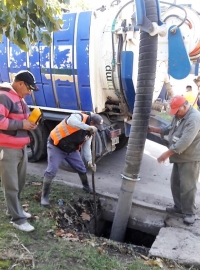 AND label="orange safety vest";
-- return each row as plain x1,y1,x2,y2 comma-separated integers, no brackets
50,113,89,145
